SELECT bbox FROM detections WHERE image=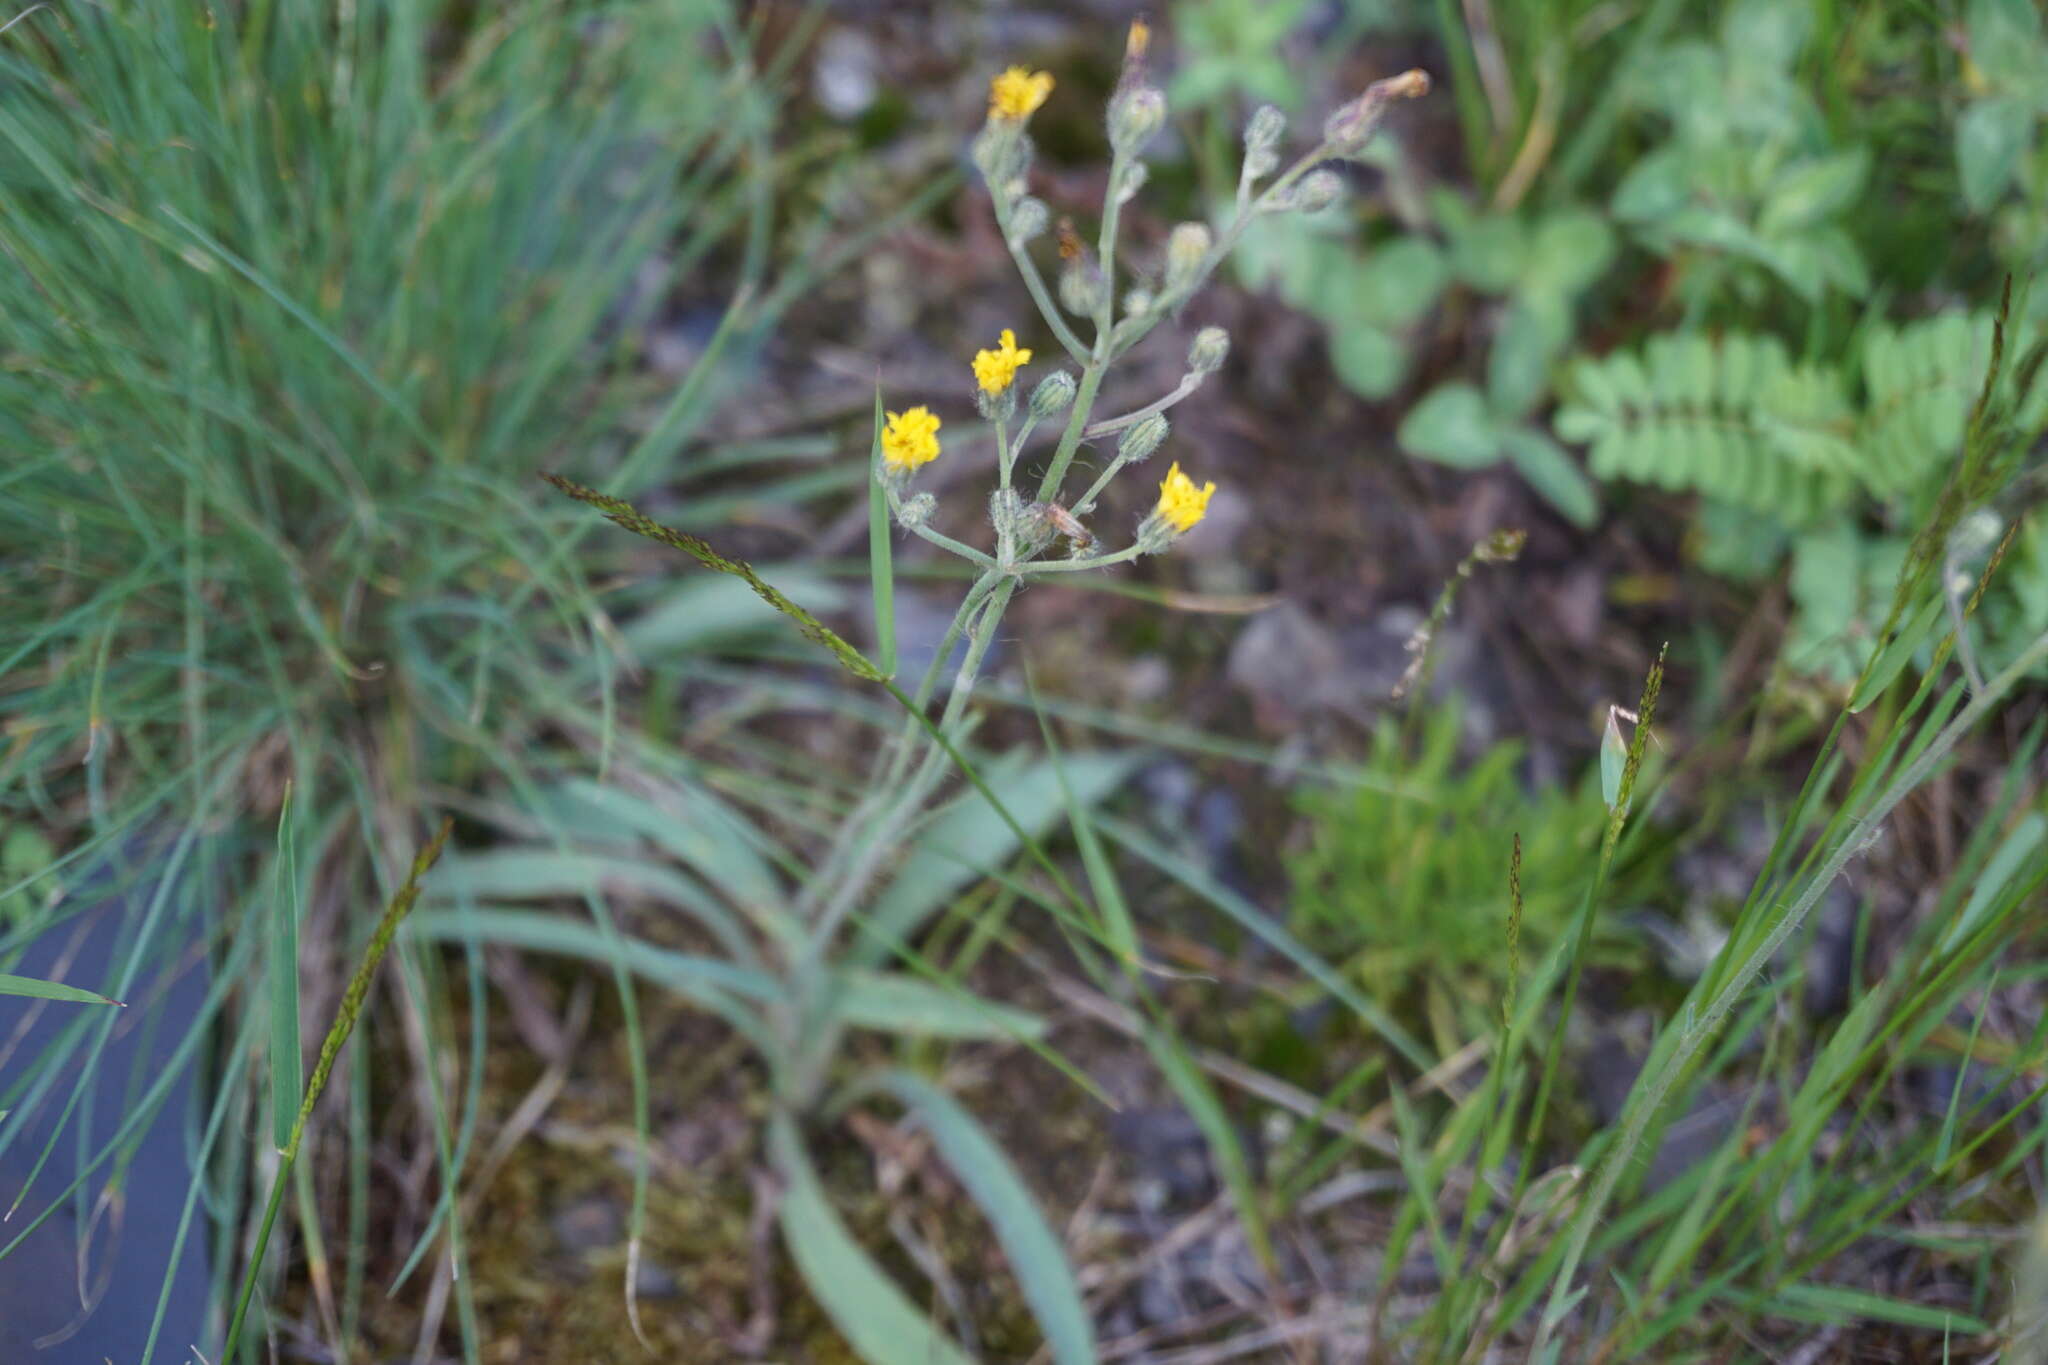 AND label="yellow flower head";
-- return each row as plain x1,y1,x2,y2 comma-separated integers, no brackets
881,405,942,473
972,328,1034,395
1155,462,1216,533
989,66,1054,121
